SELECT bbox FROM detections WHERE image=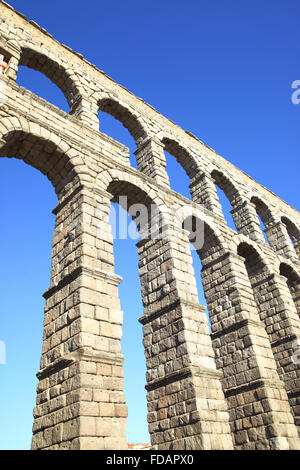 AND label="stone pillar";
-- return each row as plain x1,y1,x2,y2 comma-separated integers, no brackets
202,250,300,449
70,96,100,131
134,138,170,188
265,221,298,260
189,172,224,217
137,226,233,450
31,185,128,450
